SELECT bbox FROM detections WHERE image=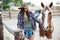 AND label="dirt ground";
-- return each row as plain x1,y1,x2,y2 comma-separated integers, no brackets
3,16,60,40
